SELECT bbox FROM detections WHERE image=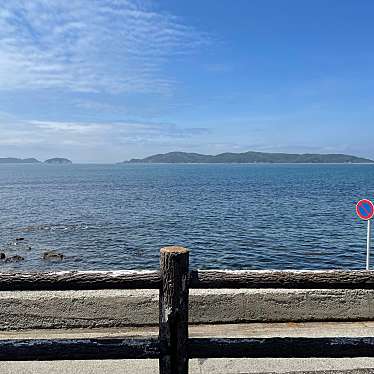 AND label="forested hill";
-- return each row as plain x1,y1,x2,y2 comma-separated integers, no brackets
123,151,374,164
